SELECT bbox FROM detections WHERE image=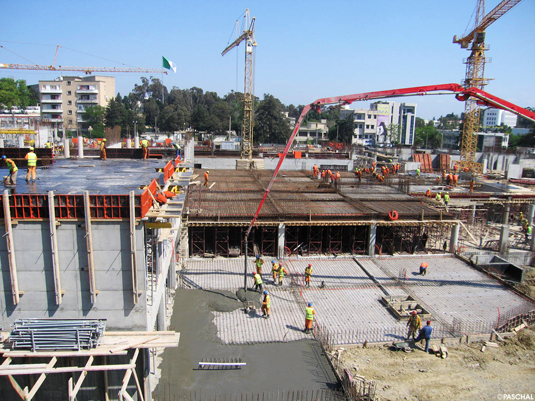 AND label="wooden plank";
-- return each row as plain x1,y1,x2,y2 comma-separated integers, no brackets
69,356,93,401
27,357,57,400
3,190,20,305
83,191,97,304
109,336,160,354
129,192,139,305
0,363,136,376
48,191,63,305
118,349,139,401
